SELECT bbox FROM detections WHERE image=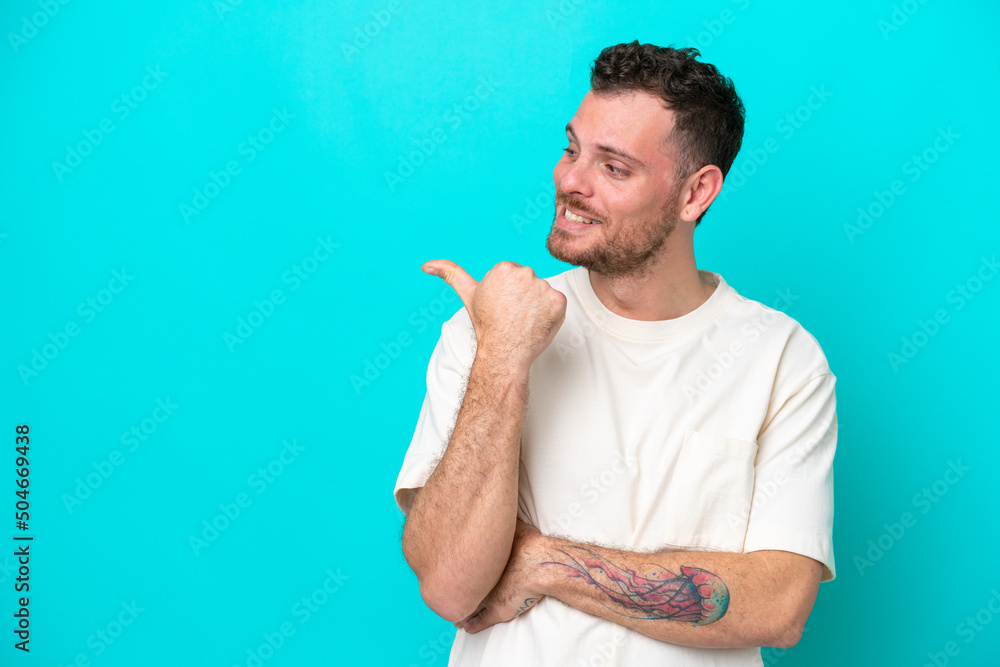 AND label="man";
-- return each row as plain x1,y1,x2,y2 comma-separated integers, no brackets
394,41,836,666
